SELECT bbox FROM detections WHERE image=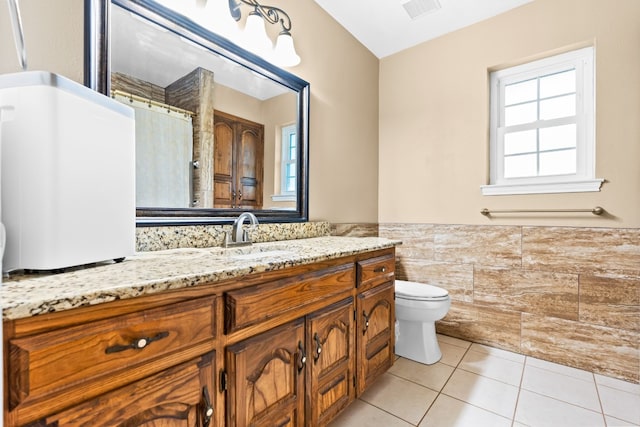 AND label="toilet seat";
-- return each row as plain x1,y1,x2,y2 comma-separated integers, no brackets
395,280,449,301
